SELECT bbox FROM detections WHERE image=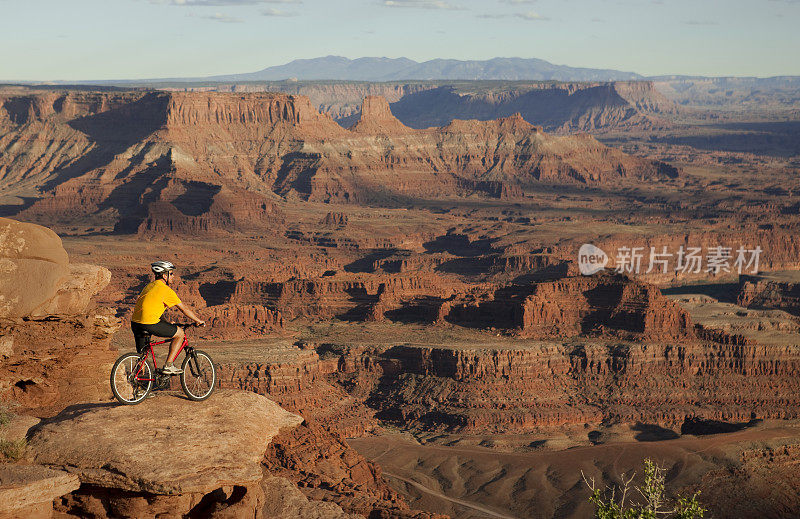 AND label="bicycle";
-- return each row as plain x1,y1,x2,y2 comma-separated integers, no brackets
110,323,216,405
